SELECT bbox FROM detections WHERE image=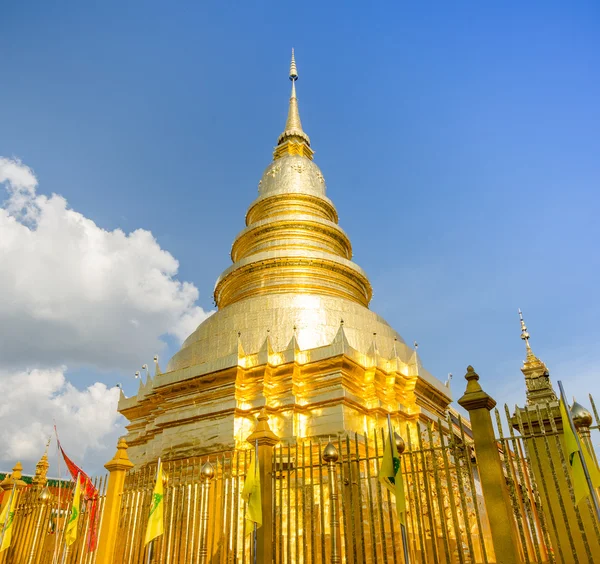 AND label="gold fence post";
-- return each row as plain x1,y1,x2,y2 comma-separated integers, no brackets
199,461,215,564
323,441,341,564
457,366,522,564
95,437,134,564
246,408,279,564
